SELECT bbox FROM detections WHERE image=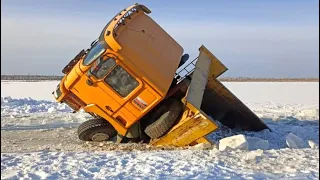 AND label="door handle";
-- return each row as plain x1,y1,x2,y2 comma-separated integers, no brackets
105,105,114,112
86,79,94,86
